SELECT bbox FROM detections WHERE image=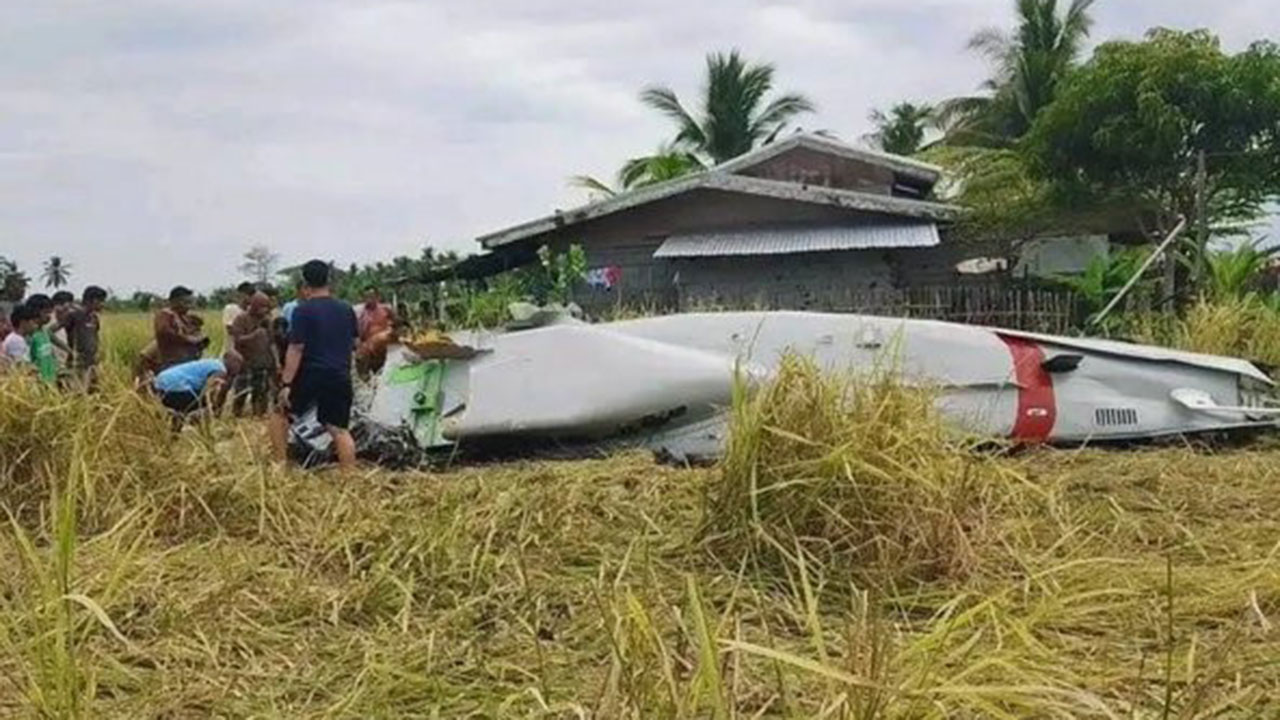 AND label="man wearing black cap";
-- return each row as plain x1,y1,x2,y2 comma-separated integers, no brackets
269,259,359,470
